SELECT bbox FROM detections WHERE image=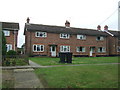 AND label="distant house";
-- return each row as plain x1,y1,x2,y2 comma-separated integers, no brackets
1,22,19,52
24,18,119,57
